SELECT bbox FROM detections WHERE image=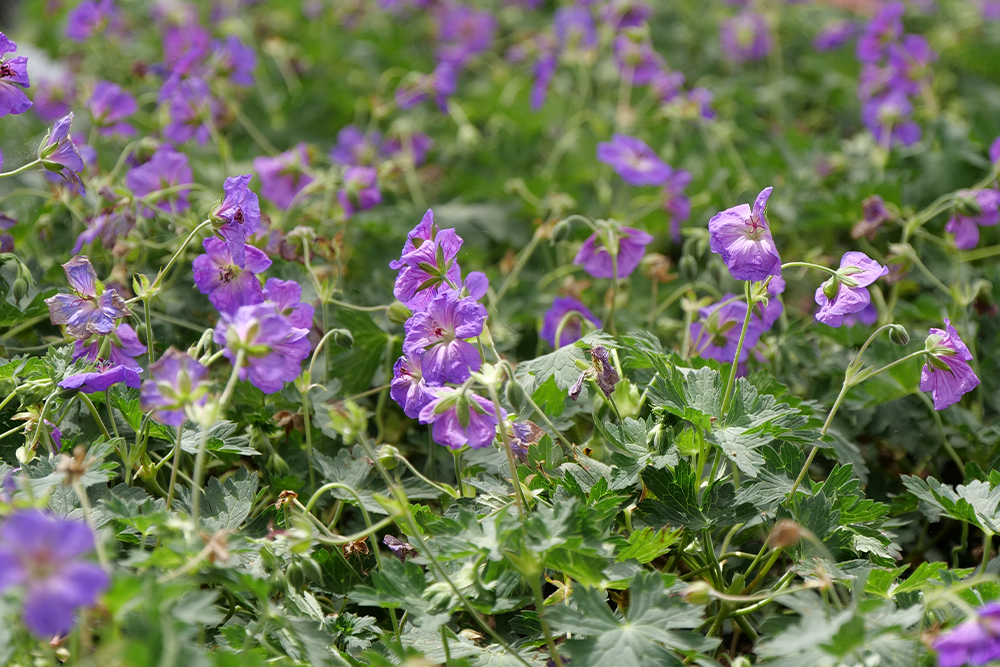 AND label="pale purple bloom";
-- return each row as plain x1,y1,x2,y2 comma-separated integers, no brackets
814,252,888,327
338,166,382,220
381,132,434,166
986,0,1000,20
253,144,314,210
213,174,262,269
393,228,464,311
192,237,270,314
435,3,496,67
531,50,558,111
601,0,652,29
0,33,30,118
31,73,74,123
708,187,782,282
72,209,136,254
753,275,784,331
921,319,981,410
419,388,500,450
162,23,211,71
0,510,109,637
390,209,440,270
613,35,665,85
570,345,620,400
720,10,773,63
464,271,489,300
213,303,311,394
73,322,146,368
574,226,655,279
45,256,130,339
40,113,86,195
125,146,193,217
843,303,879,328
813,20,857,52
390,351,436,419
933,603,1000,667
945,189,1000,250
65,0,118,41
403,290,486,384
329,126,382,166
852,195,894,240
163,77,213,145
87,81,137,136
60,361,142,393
213,35,256,87
541,296,602,348
395,62,458,112
597,134,672,186
651,70,685,103
886,34,936,95
263,278,314,329
140,348,209,426
689,298,763,364
555,6,597,50
663,169,693,242
991,137,1000,164
856,1,904,63
686,87,716,120
509,421,543,460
